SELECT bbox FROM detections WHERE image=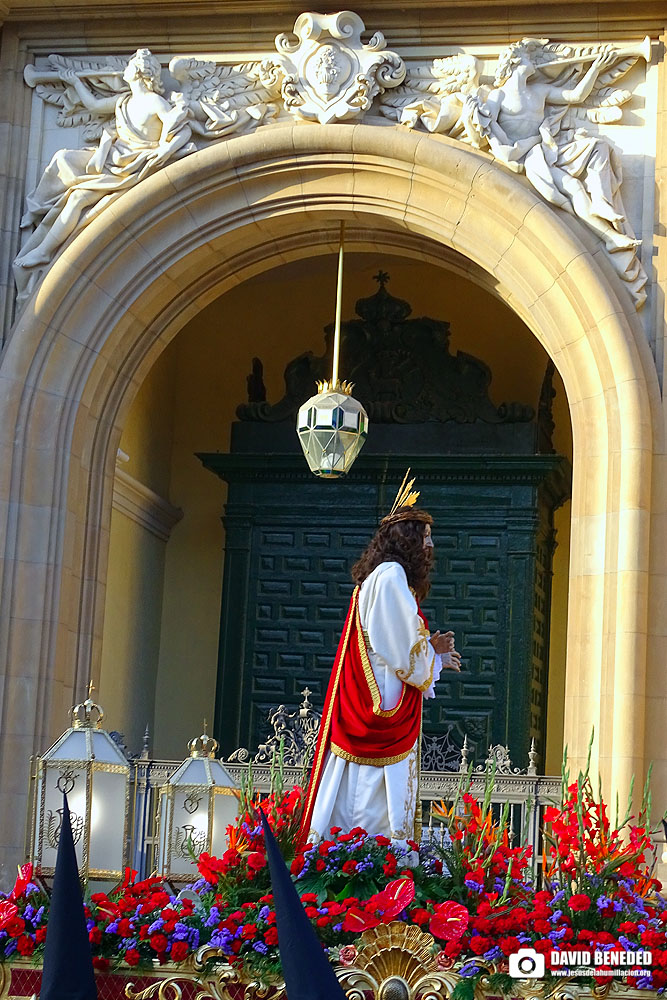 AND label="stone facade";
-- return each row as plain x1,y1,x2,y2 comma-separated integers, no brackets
0,0,665,878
